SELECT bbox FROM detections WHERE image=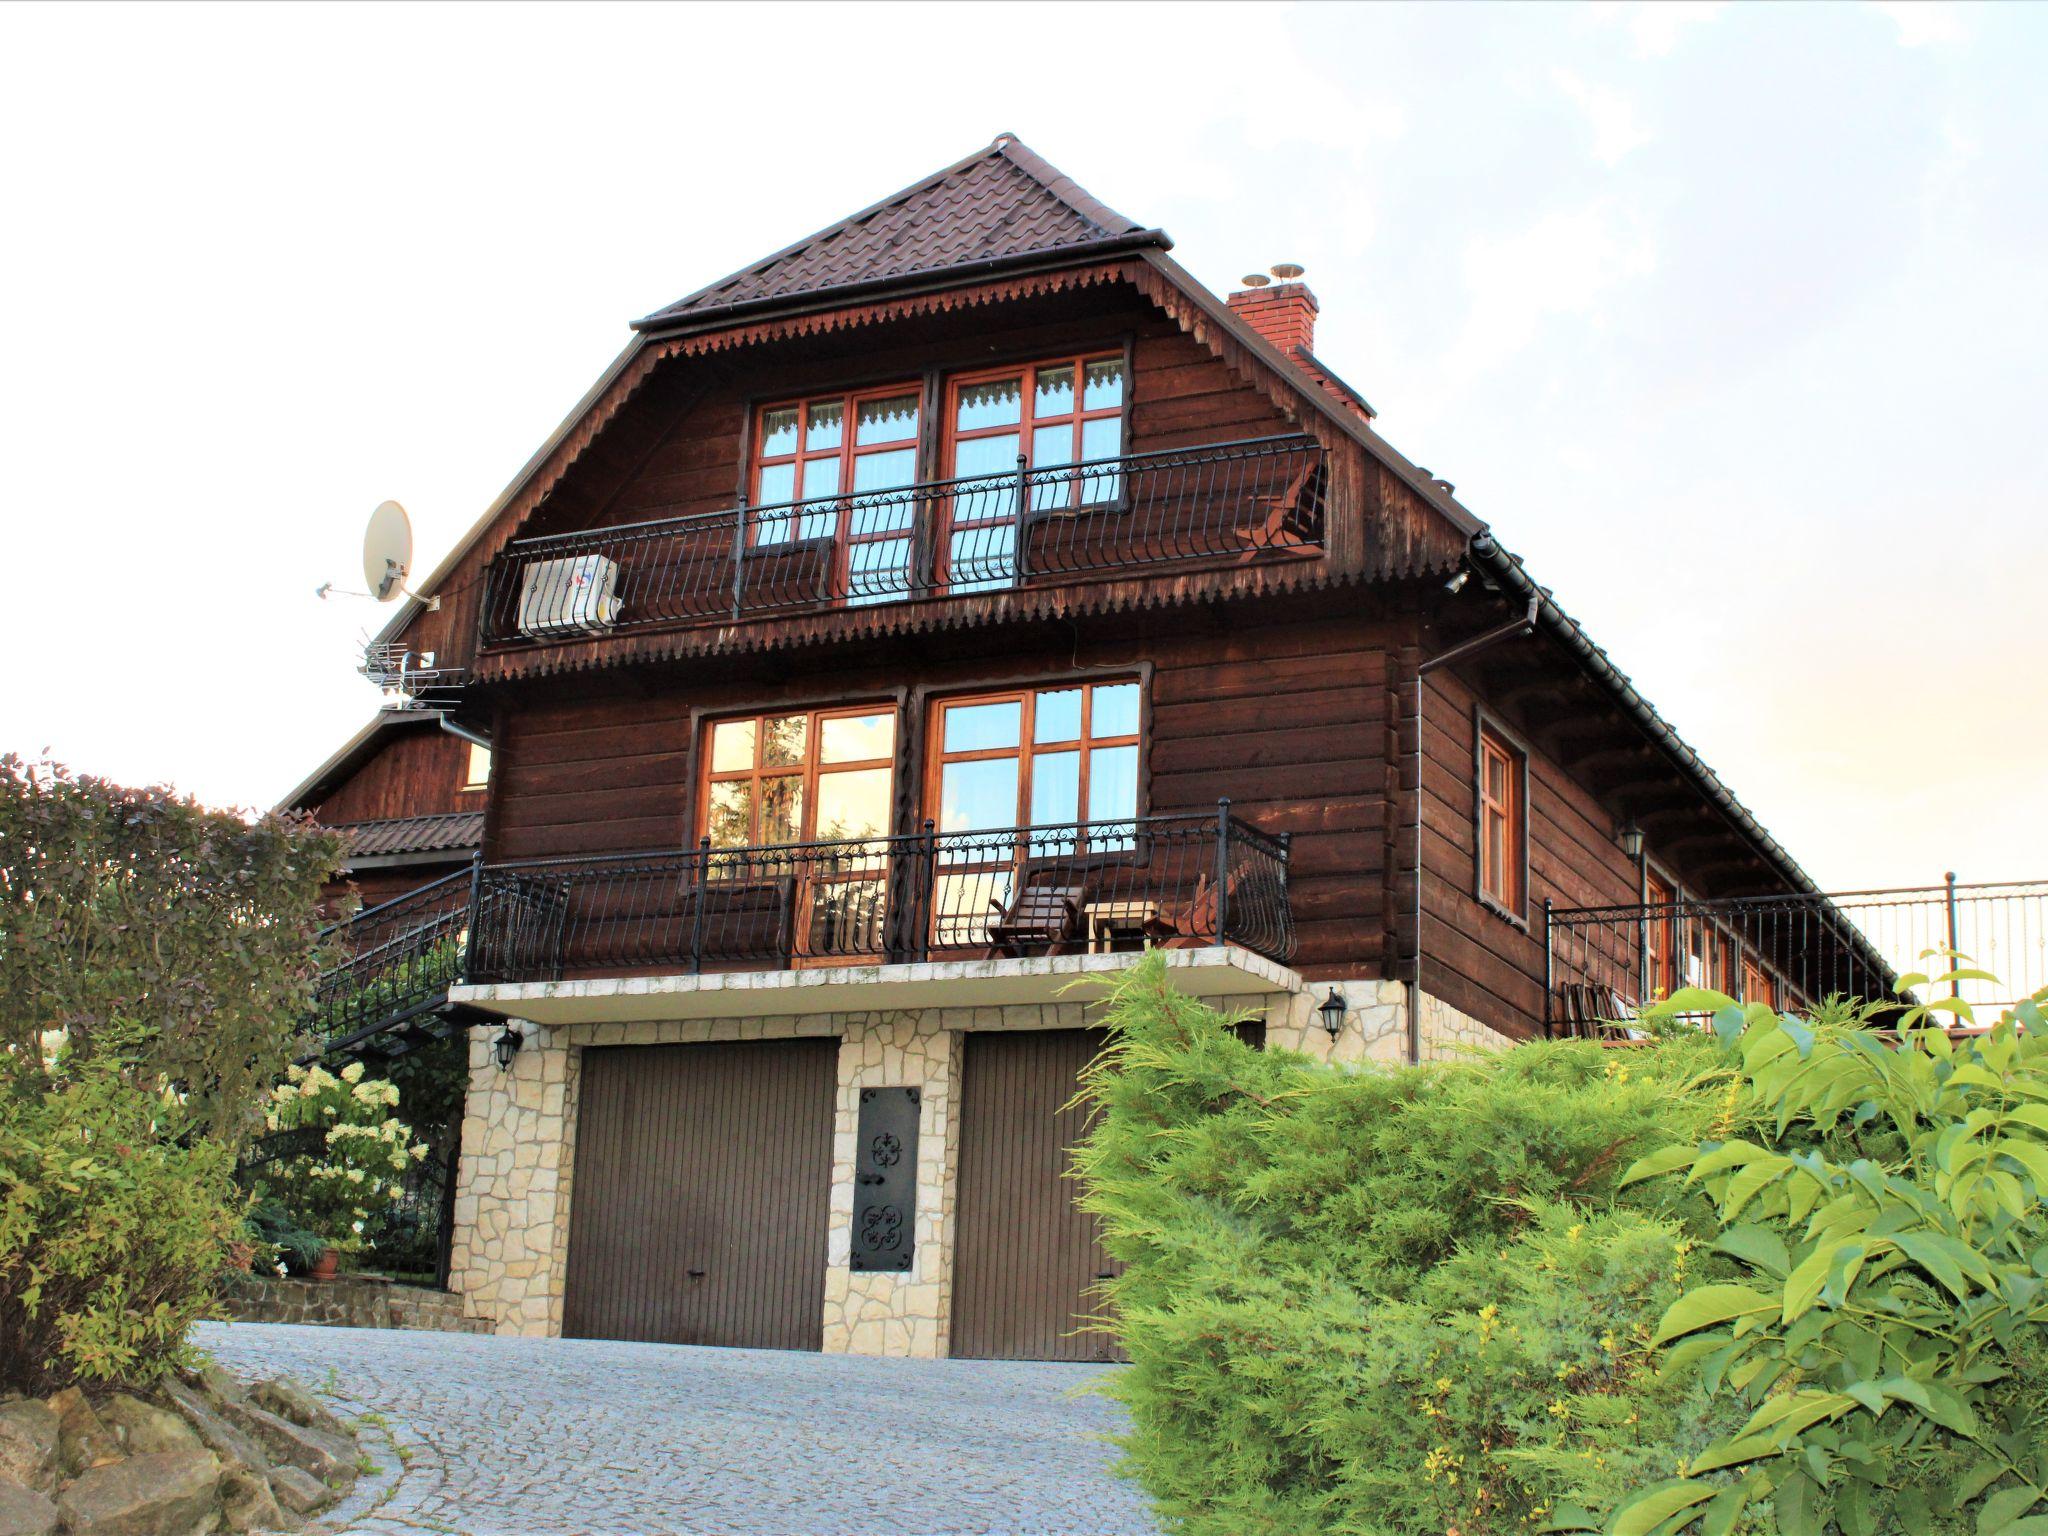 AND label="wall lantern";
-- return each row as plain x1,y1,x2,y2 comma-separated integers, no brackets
492,1026,524,1071
1318,987,1347,1041
1620,821,1645,863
